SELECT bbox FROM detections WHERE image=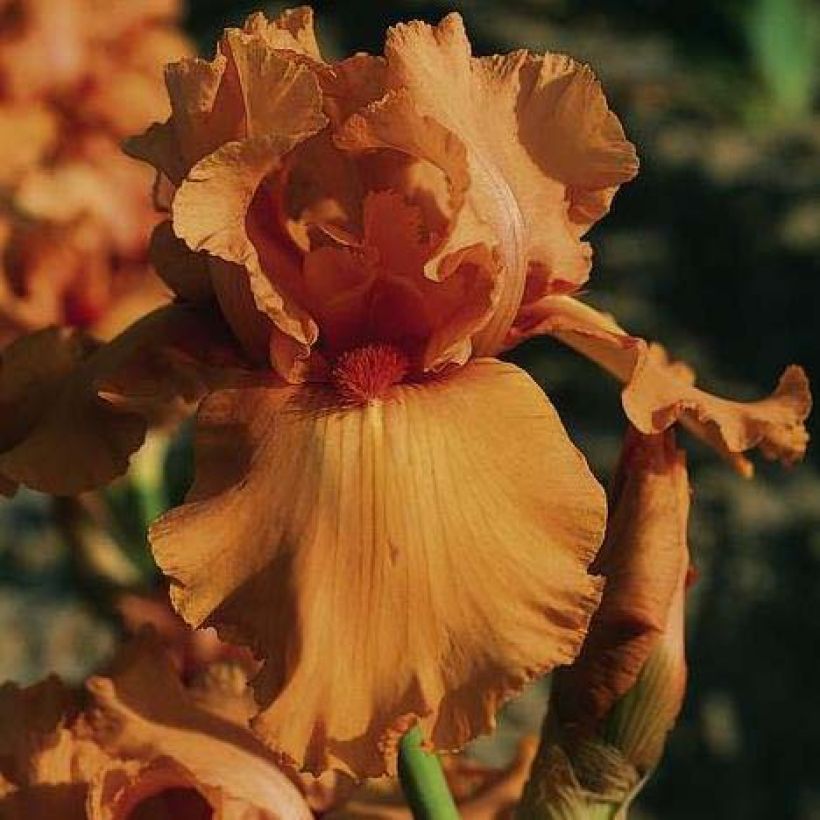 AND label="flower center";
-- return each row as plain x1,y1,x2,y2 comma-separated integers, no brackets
331,344,409,404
